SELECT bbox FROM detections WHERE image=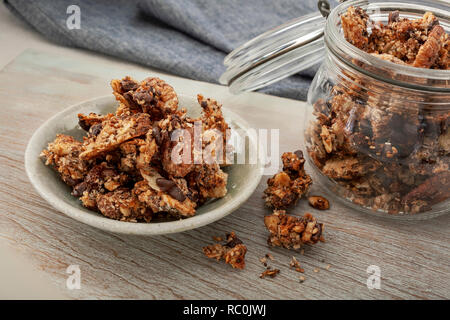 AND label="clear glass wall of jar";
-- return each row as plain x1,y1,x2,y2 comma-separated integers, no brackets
305,0,450,219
